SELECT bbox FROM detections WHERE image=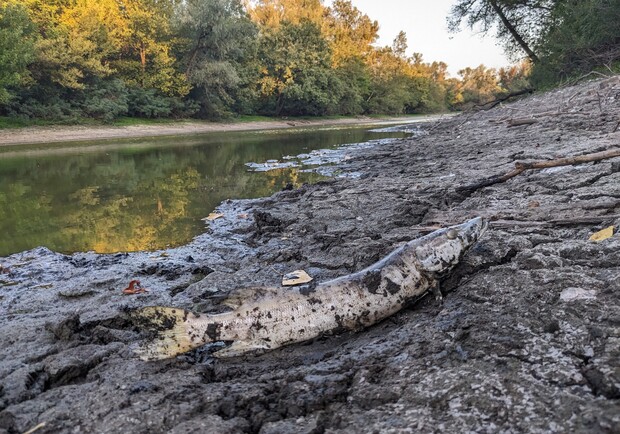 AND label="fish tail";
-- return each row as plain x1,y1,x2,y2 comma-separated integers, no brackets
131,306,204,361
